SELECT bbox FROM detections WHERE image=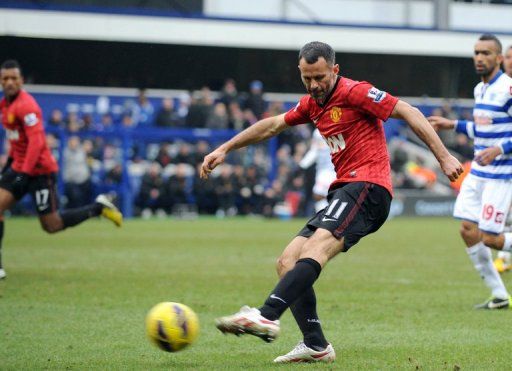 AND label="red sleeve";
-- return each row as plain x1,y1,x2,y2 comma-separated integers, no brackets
346,81,398,121
284,96,311,126
18,98,46,174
